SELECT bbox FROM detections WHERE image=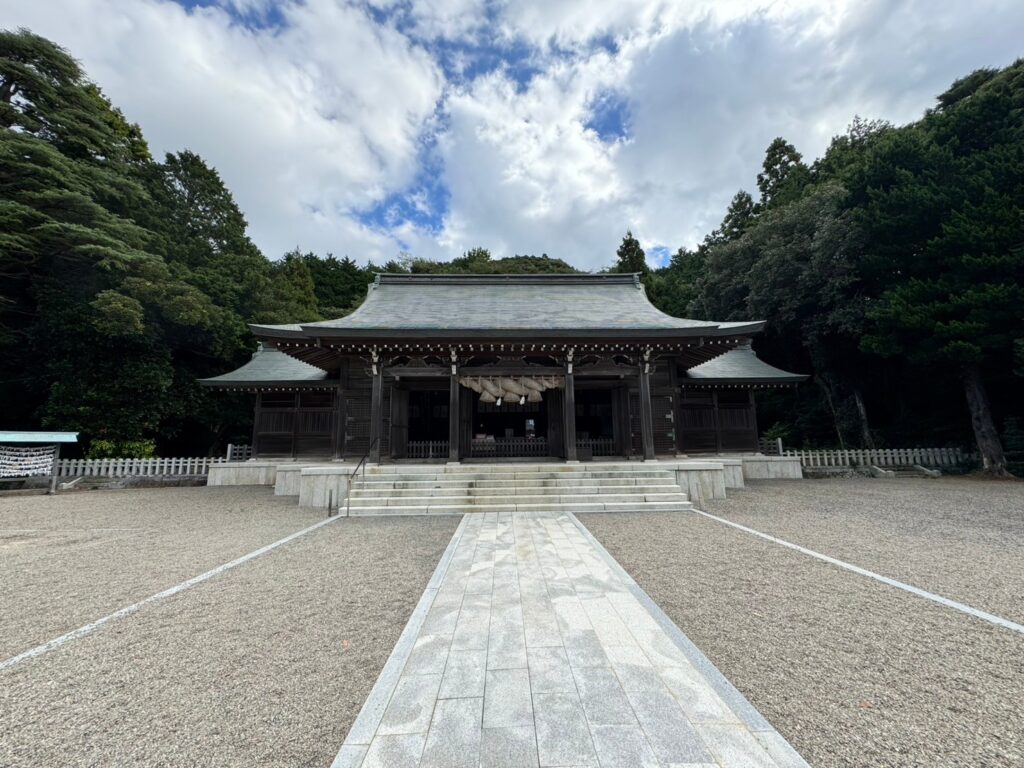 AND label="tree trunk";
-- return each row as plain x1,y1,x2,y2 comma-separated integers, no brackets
816,376,846,449
962,365,1008,474
852,387,875,449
